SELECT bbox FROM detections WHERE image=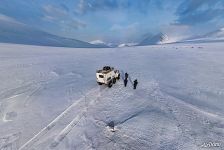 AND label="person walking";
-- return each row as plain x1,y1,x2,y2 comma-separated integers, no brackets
124,78,128,87
133,79,138,89
125,72,129,79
